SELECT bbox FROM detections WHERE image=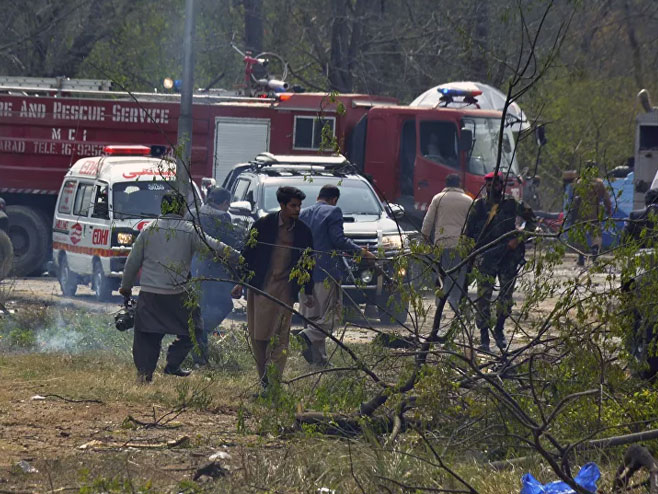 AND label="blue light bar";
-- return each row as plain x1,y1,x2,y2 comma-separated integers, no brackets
438,87,483,97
